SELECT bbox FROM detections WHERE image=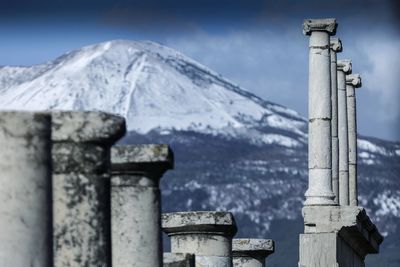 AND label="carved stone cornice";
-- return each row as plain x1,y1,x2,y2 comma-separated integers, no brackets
303,18,337,36
337,59,352,74
330,37,342,52
346,74,362,88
